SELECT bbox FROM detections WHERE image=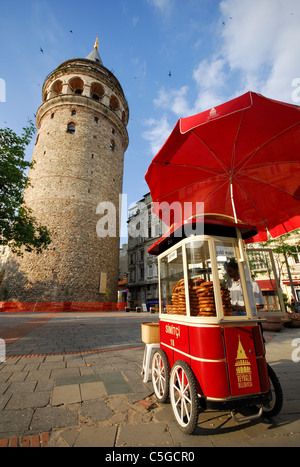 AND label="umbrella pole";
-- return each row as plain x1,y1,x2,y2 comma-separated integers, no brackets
230,182,238,224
